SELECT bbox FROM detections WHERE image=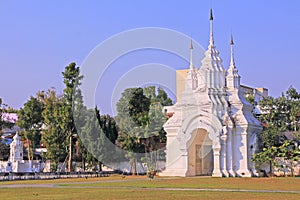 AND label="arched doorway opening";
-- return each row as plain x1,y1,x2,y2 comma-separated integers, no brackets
187,128,213,176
